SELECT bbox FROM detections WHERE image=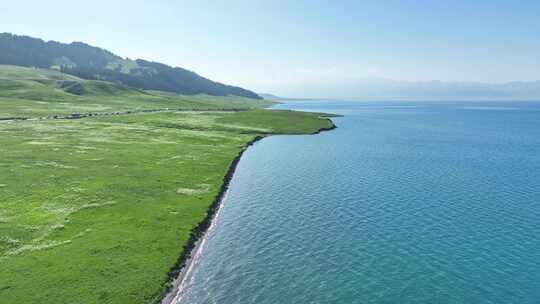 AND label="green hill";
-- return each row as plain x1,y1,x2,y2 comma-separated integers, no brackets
0,33,261,99
0,65,271,119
